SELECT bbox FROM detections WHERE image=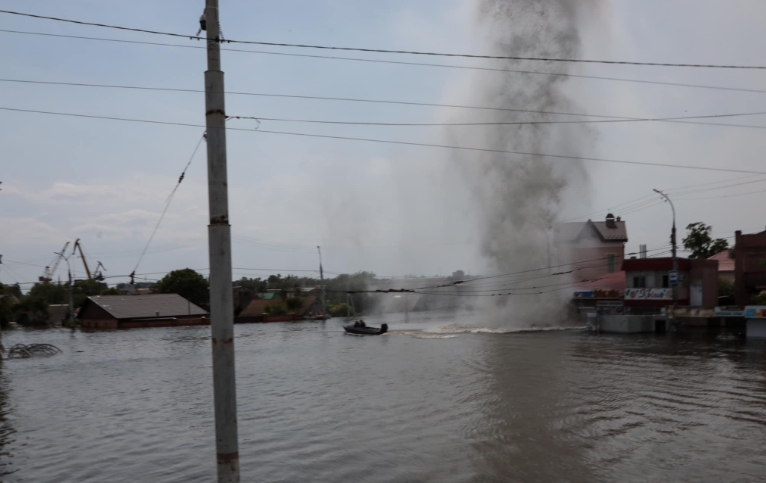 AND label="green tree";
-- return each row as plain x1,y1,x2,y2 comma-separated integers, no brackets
72,279,107,307
0,296,15,329
264,303,287,316
285,297,303,311
14,297,49,326
682,222,729,259
753,292,766,305
28,282,69,305
152,269,210,308
100,287,126,296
